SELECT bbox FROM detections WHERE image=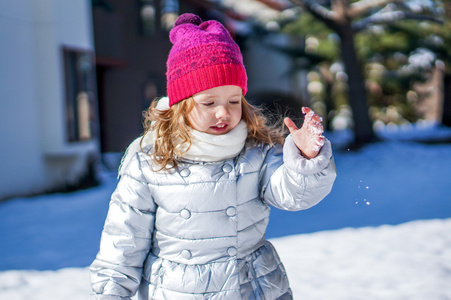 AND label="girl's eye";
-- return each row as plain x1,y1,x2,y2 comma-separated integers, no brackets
202,102,214,107
230,100,241,104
